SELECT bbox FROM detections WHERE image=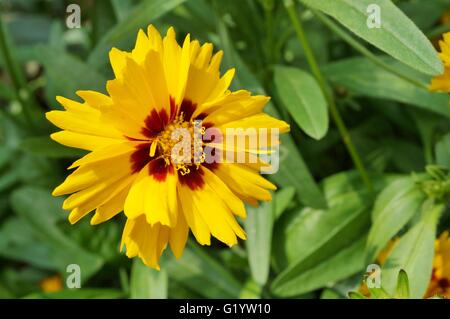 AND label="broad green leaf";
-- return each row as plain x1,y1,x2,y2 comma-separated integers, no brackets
130,259,168,299
245,201,274,286
164,243,241,298
239,279,262,299
111,0,135,21
272,237,366,297
366,177,426,262
274,187,296,220
35,45,106,100
0,217,56,270
436,133,450,168
216,17,326,208
381,203,443,298
10,186,104,283
20,136,86,158
301,0,443,75
88,0,186,67
274,66,329,140
323,57,450,119
271,190,371,296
